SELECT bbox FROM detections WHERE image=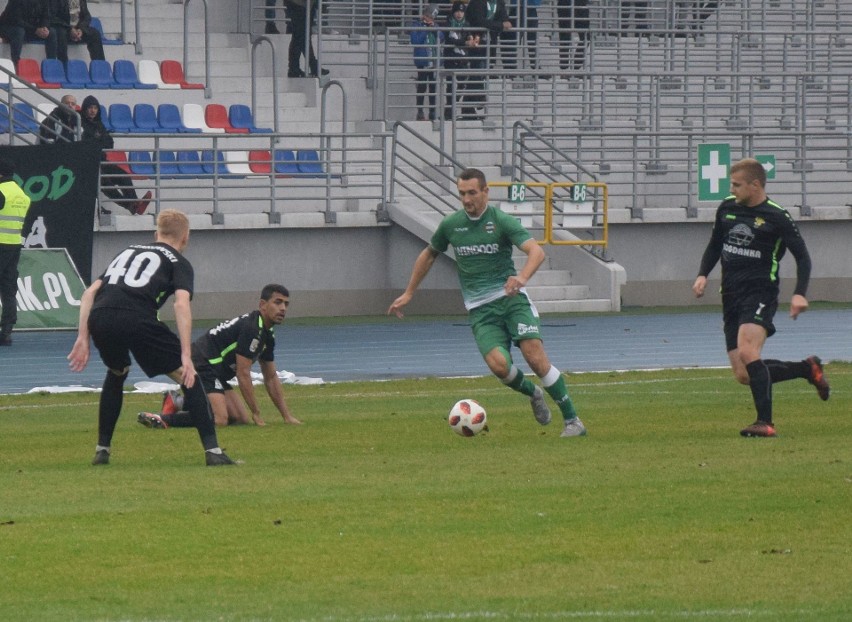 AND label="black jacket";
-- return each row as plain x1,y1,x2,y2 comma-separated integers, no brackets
0,0,50,30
